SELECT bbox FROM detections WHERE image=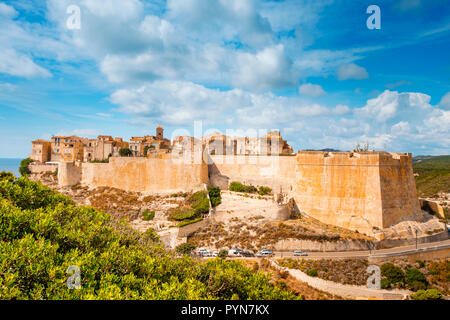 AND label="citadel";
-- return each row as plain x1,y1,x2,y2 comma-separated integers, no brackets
29,125,445,240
